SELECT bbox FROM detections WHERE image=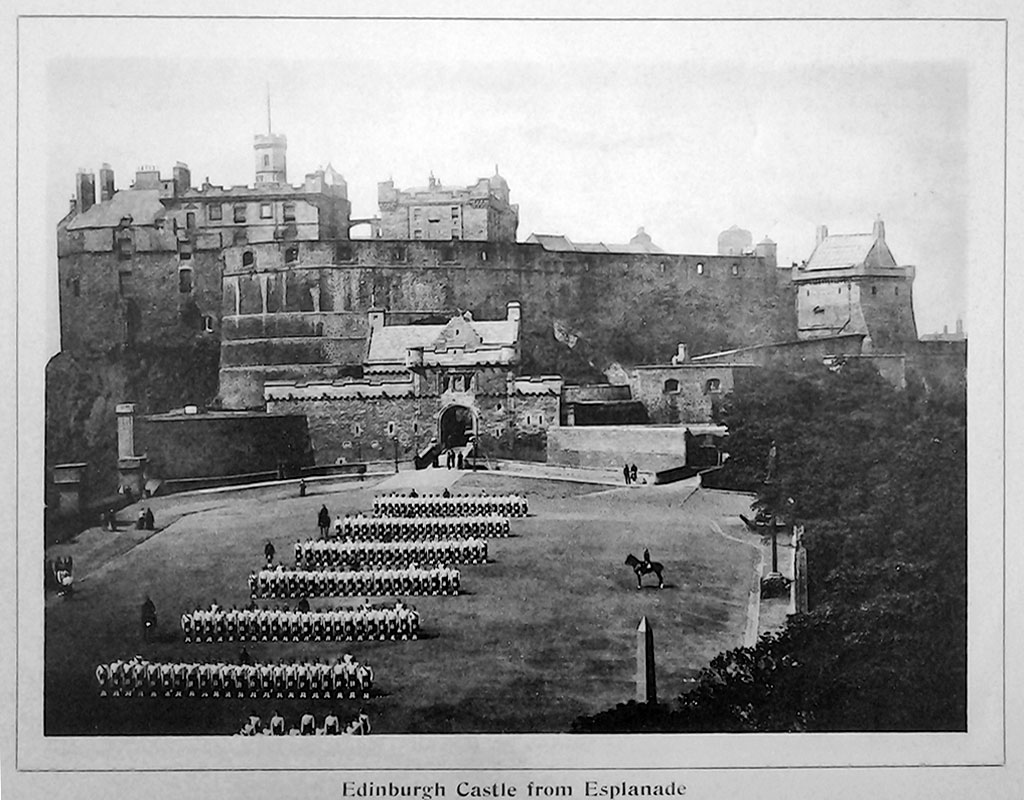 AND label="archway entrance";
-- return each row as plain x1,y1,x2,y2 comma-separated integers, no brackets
439,405,475,450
